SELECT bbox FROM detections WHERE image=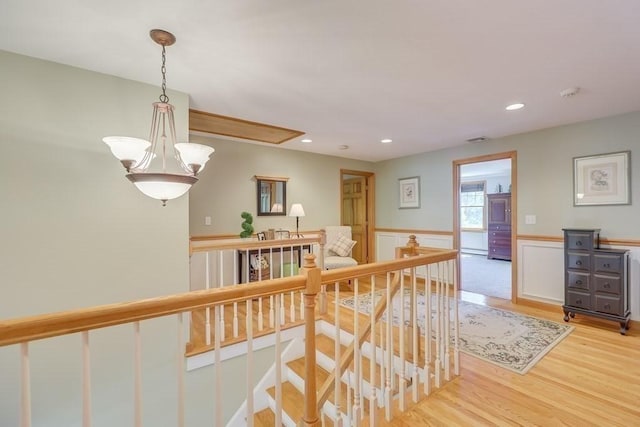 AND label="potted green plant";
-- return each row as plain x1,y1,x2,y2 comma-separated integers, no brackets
239,211,254,238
